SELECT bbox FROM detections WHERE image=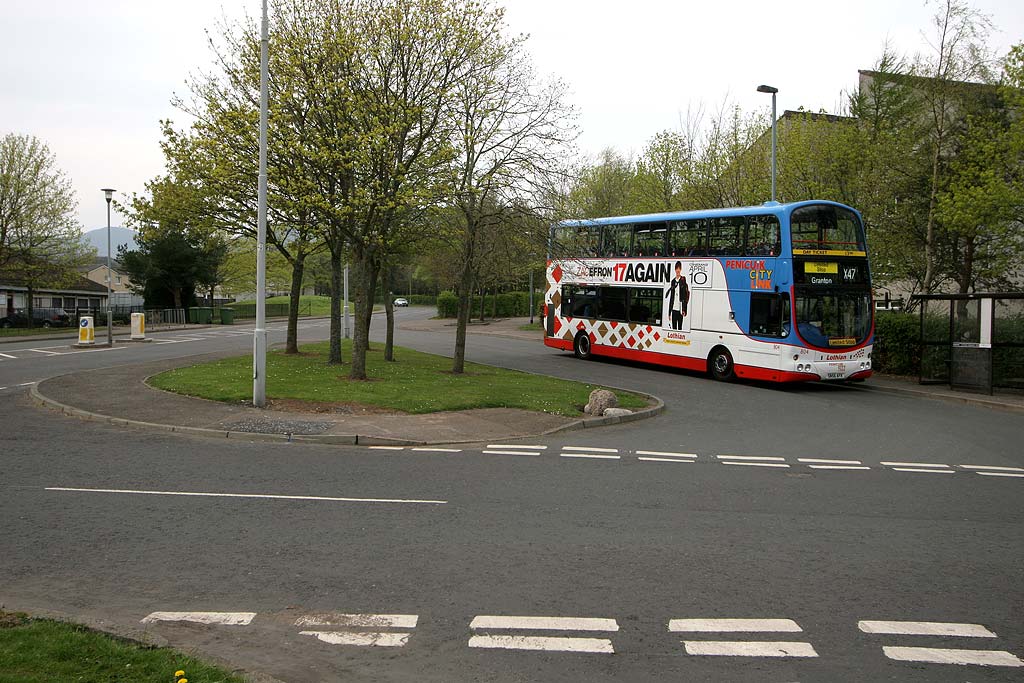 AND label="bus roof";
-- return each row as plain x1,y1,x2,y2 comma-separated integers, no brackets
557,200,858,227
